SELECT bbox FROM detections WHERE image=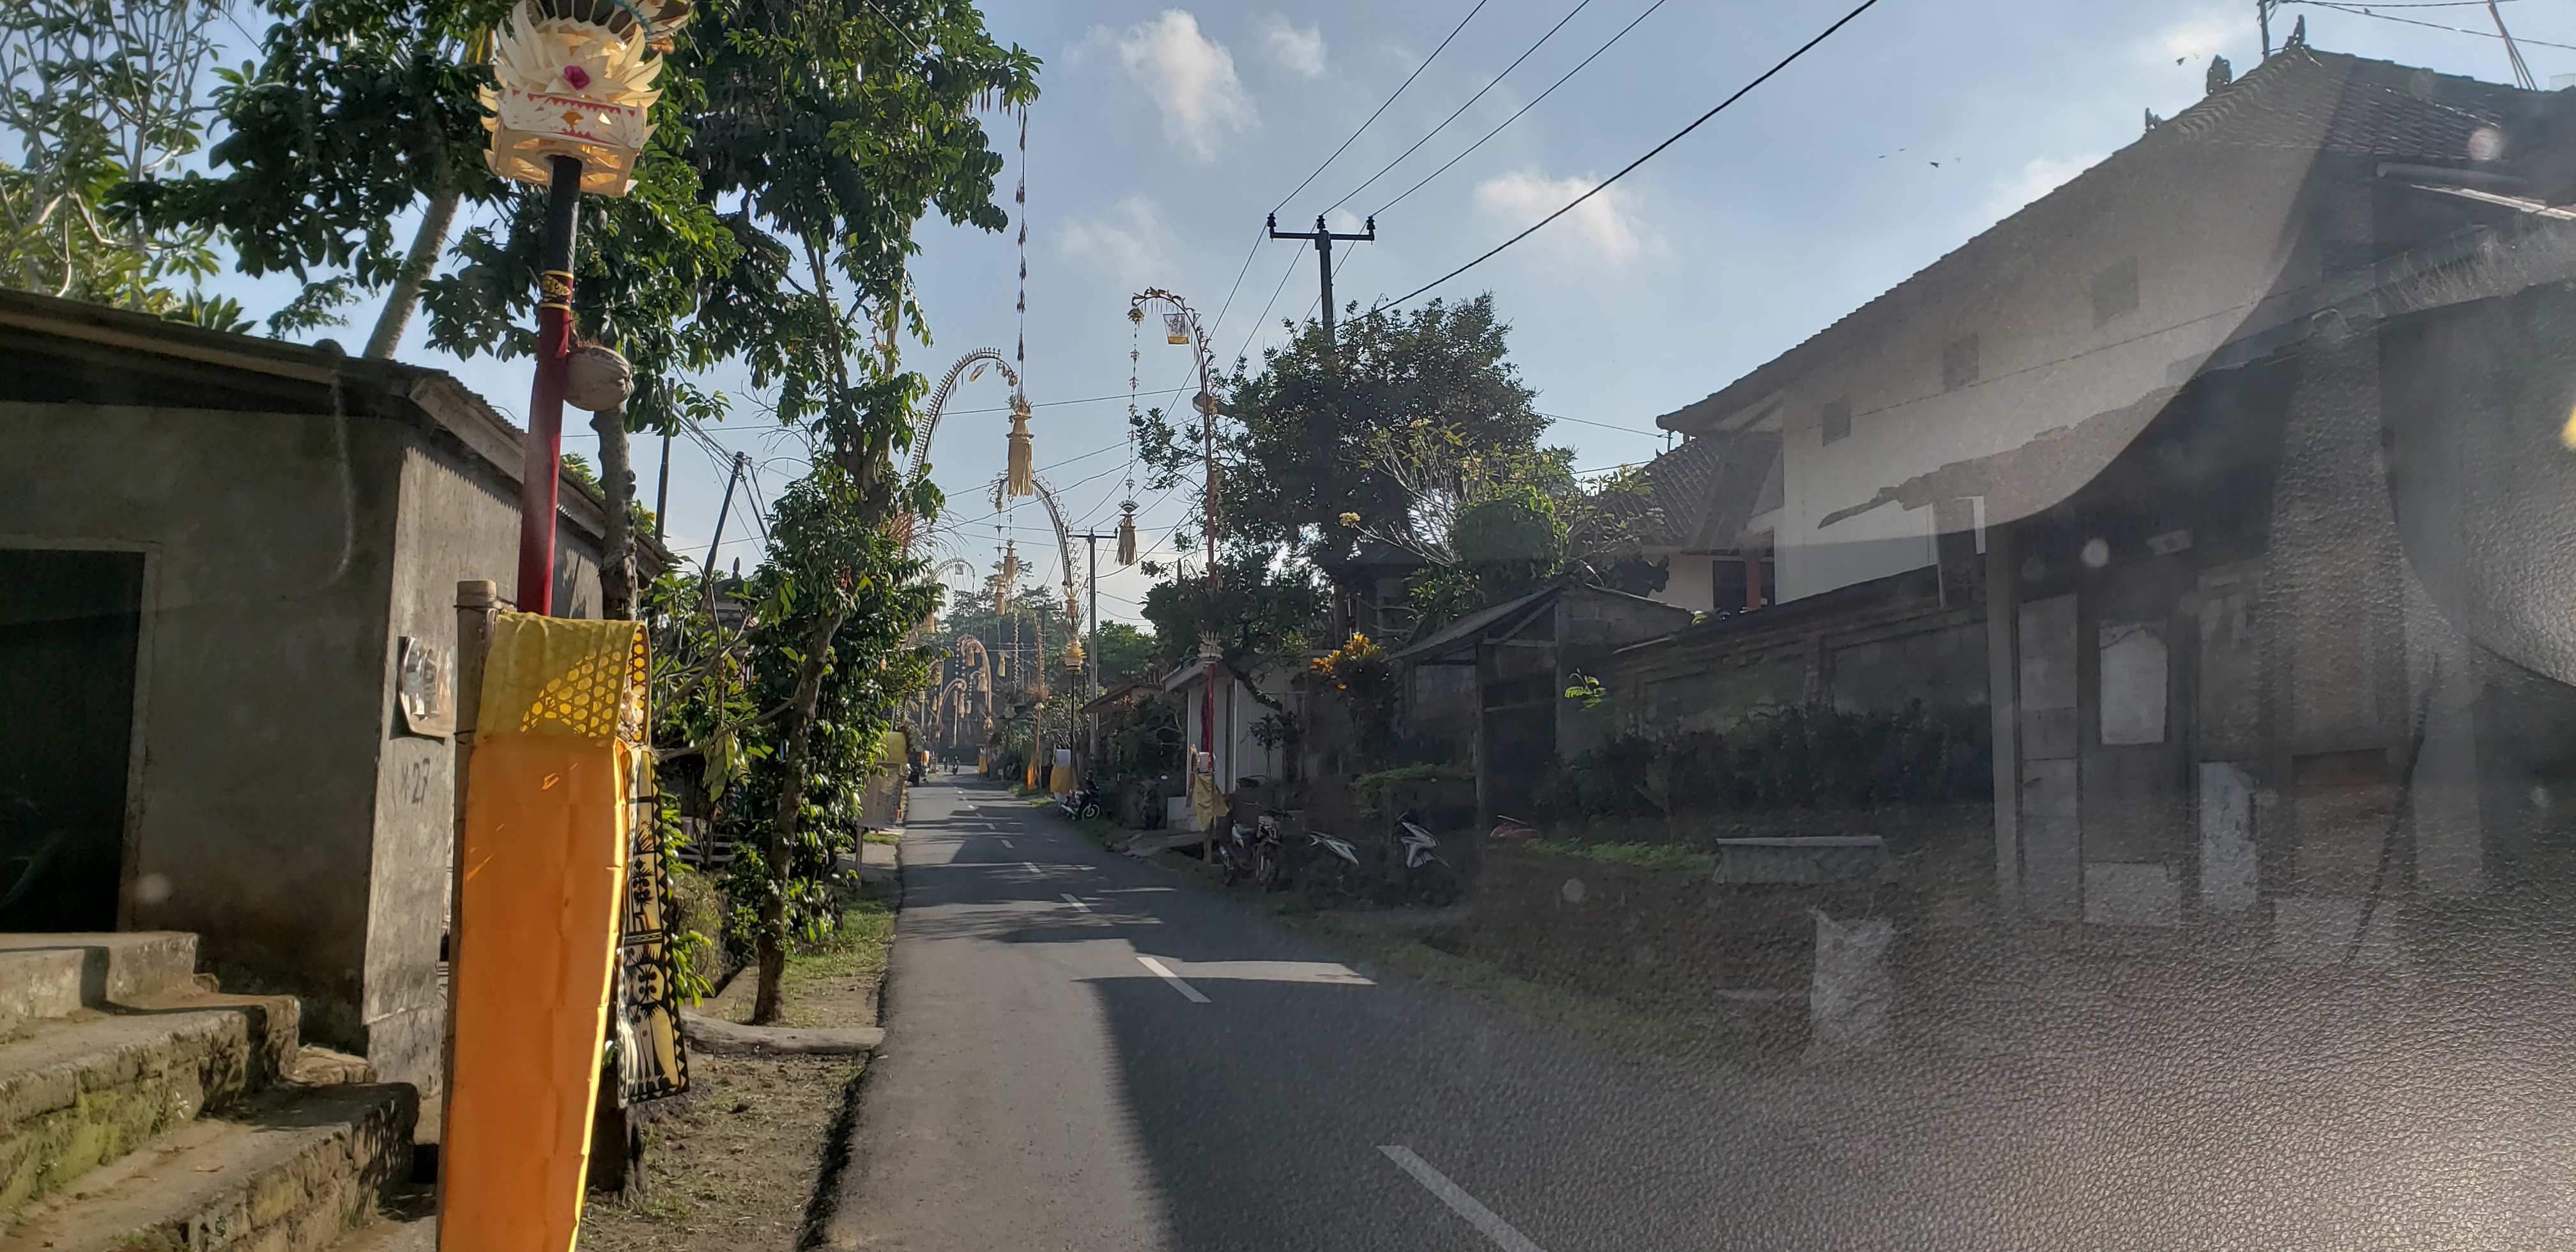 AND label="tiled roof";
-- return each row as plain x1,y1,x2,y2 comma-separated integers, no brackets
1614,430,1779,550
